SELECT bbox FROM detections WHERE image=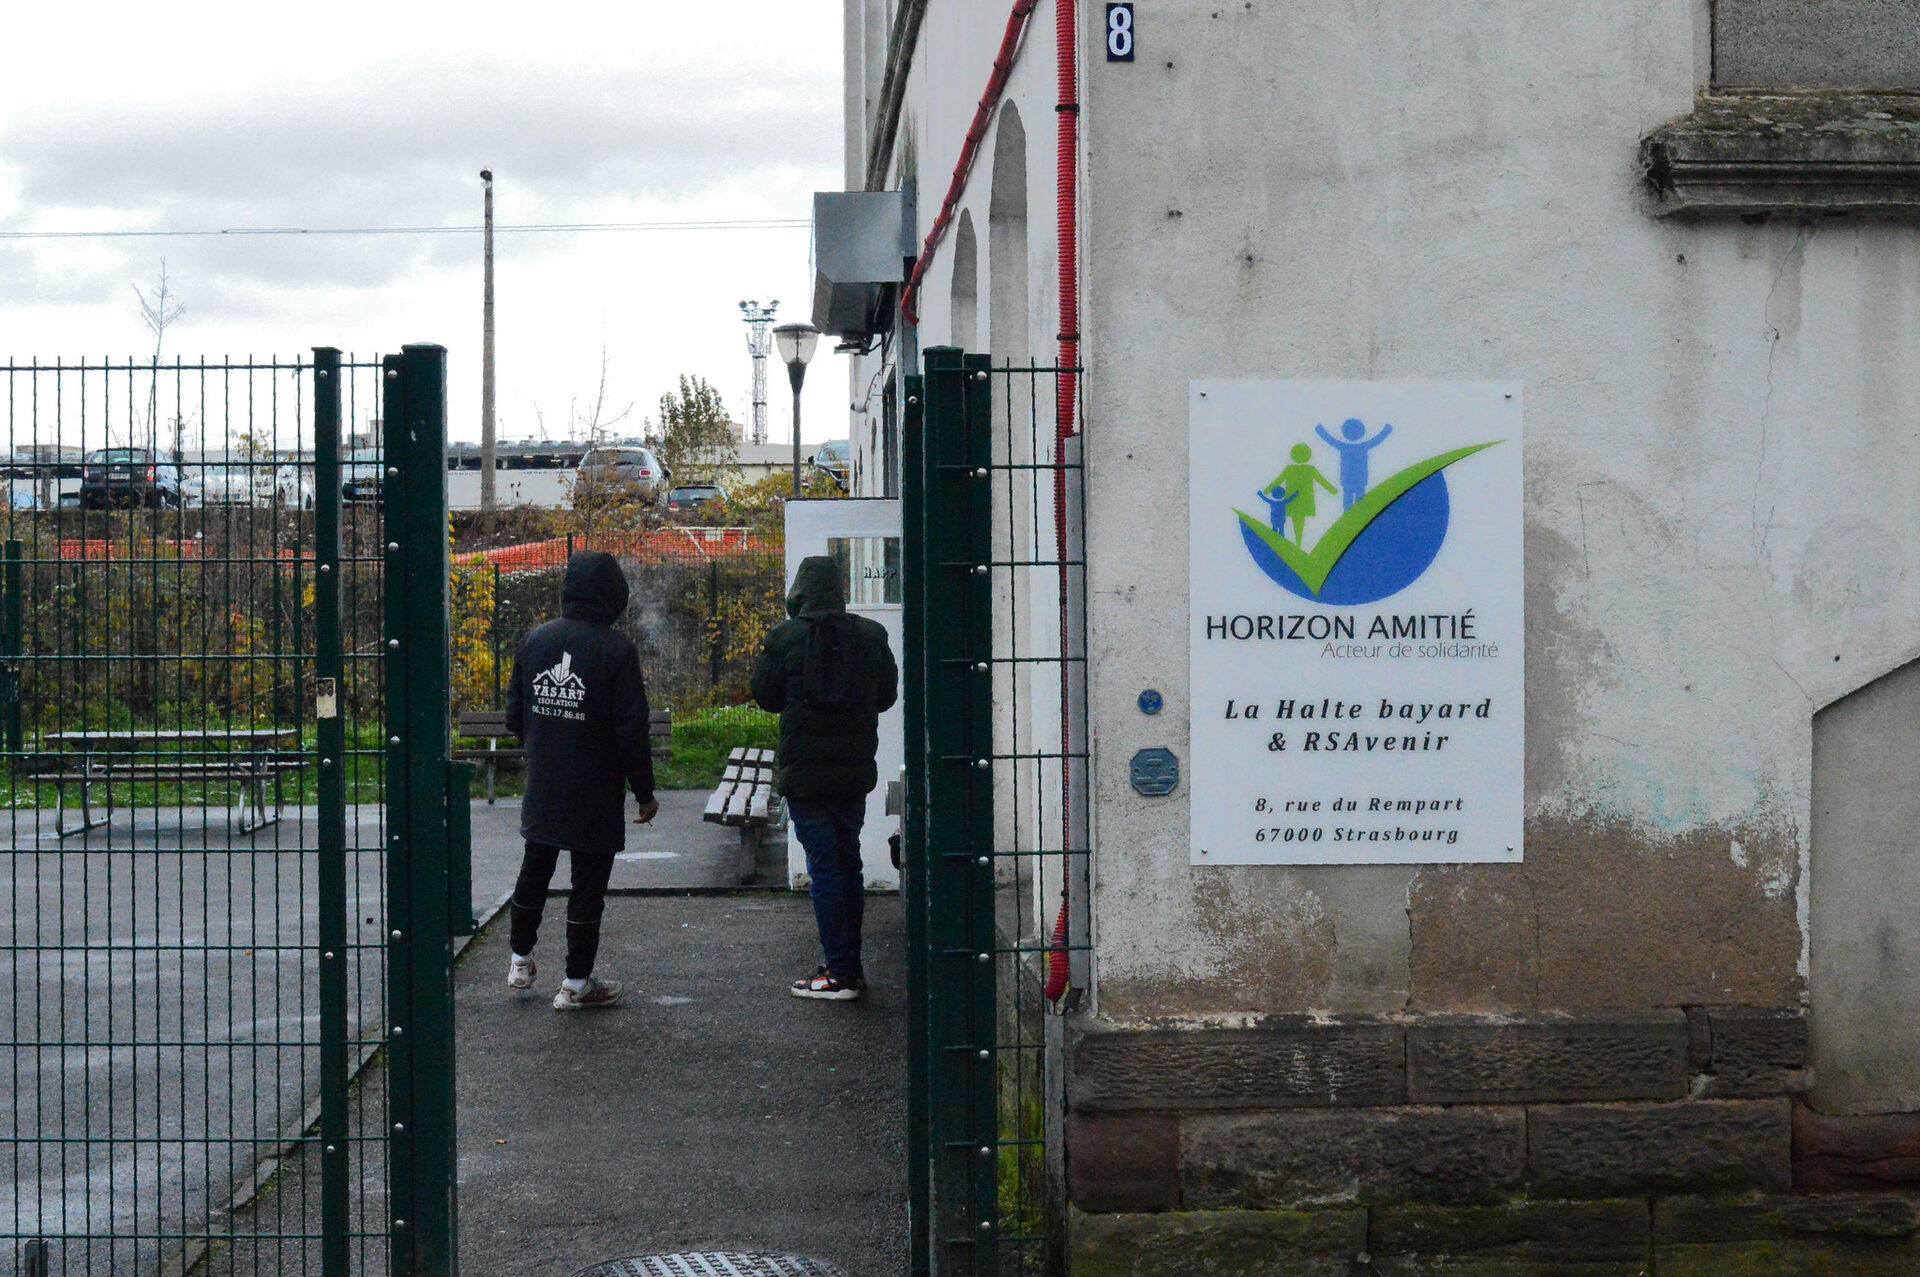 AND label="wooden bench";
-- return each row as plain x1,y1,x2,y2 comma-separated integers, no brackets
28,755,306,838
703,747,777,829
454,708,673,804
